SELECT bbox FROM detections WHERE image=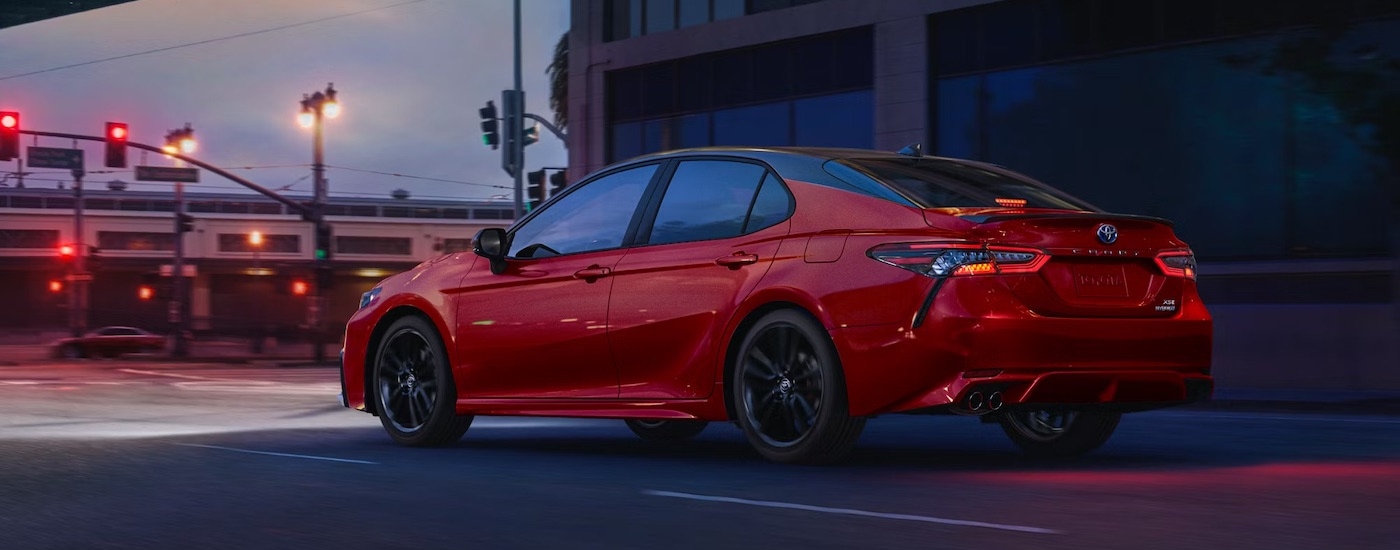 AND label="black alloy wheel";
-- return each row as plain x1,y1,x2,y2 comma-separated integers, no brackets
999,409,1121,458
733,309,865,464
624,419,709,441
373,316,473,446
